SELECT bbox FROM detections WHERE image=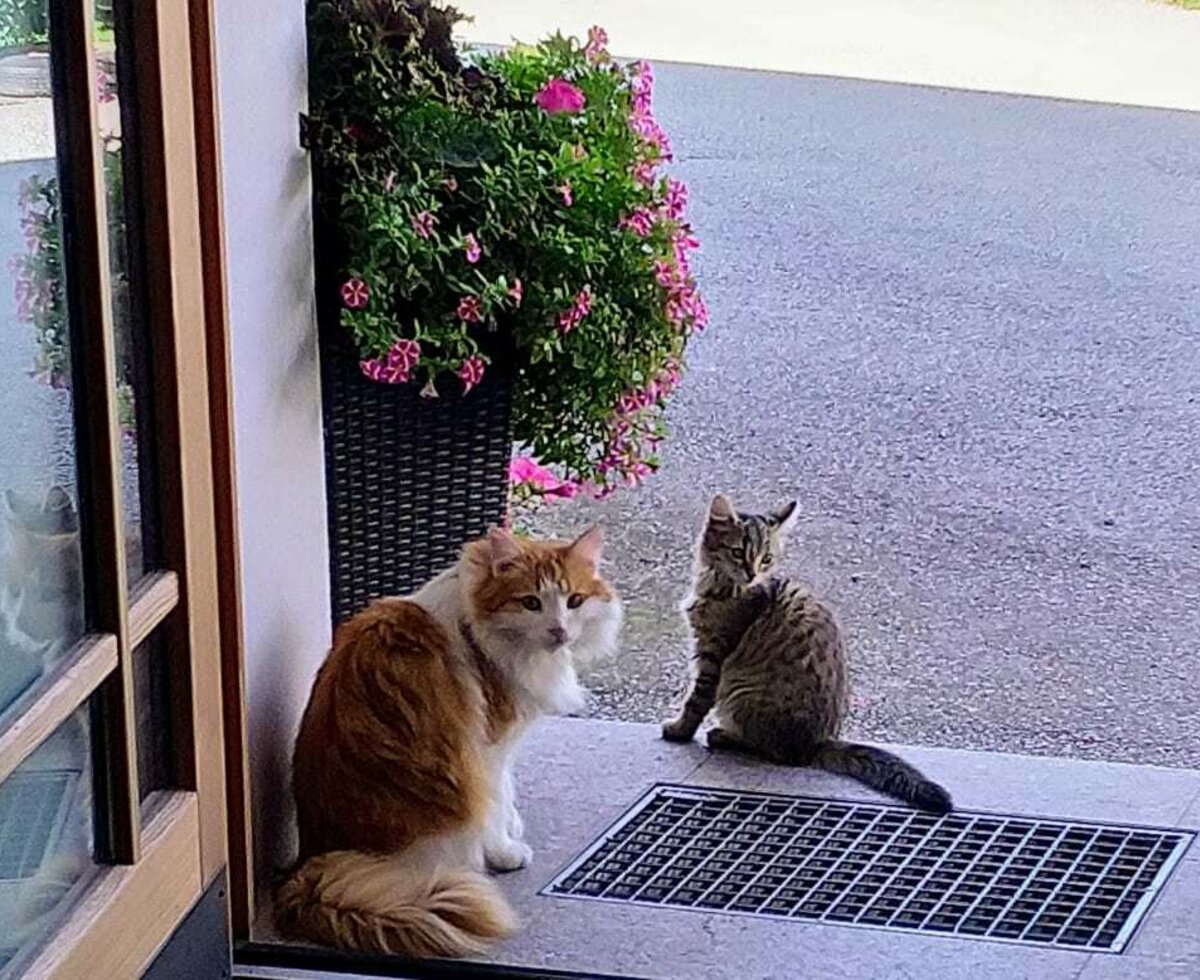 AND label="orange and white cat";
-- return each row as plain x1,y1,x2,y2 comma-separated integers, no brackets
275,525,621,957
